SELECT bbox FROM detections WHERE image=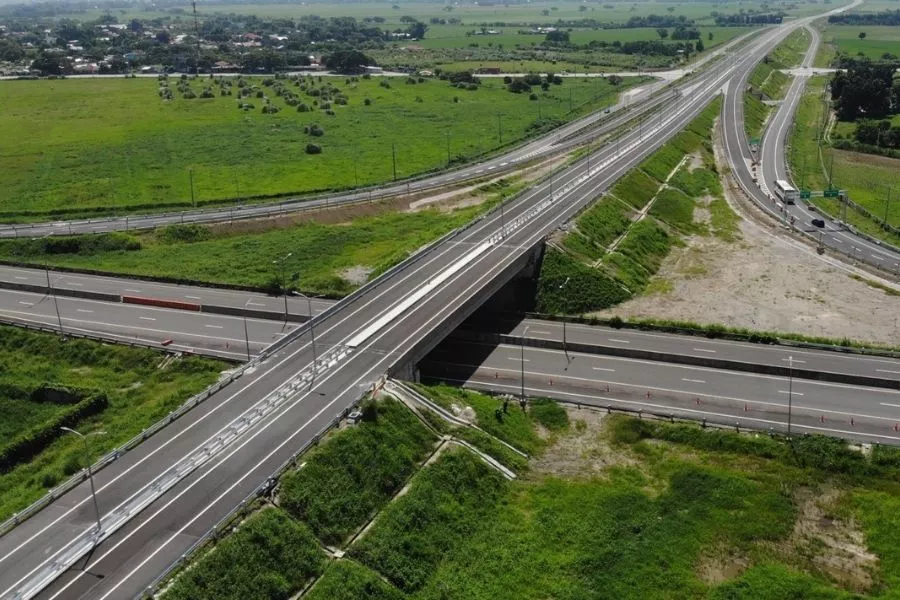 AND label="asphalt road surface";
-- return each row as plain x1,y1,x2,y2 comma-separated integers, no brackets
0,13,857,600
421,340,900,445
